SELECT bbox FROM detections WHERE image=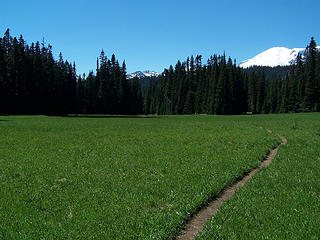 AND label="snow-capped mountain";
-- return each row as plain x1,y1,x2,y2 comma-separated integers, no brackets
239,47,305,68
127,71,160,79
